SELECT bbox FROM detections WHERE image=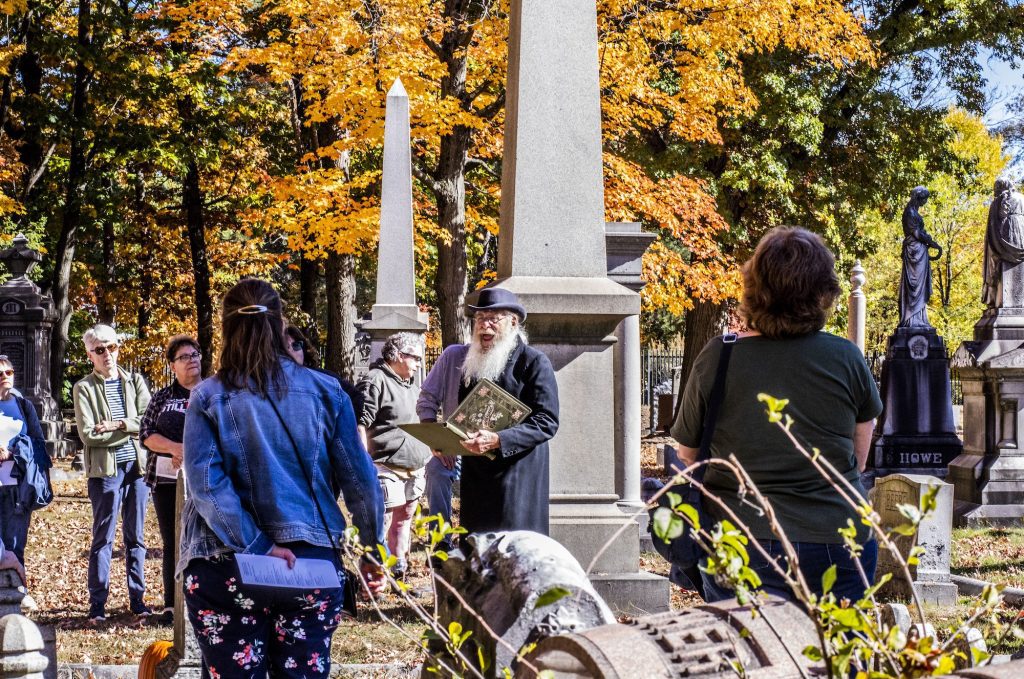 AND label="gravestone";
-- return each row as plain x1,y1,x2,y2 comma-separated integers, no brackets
519,596,821,678
427,531,616,678
359,78,428,377
870,474,957,605
465,0,667,614
0,235,67,458
869,327,963,480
